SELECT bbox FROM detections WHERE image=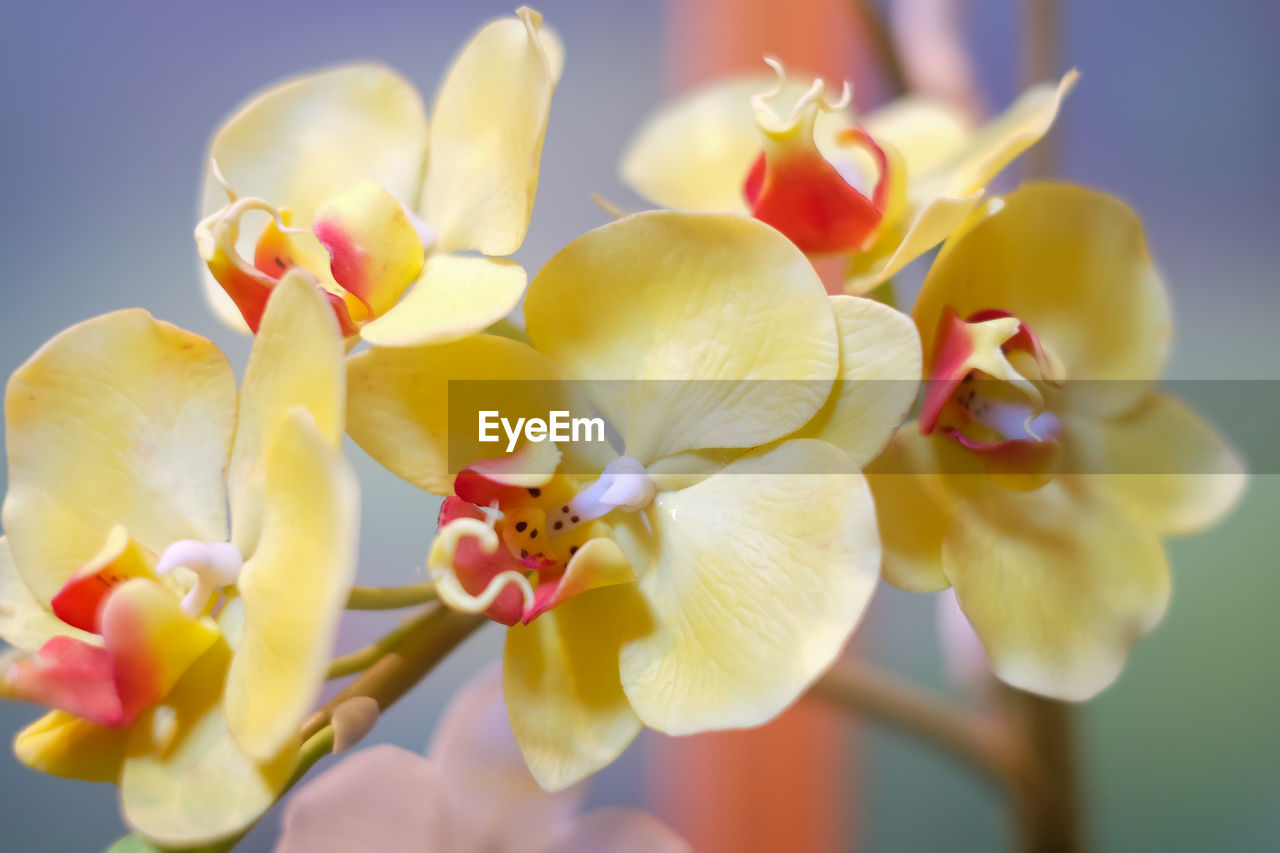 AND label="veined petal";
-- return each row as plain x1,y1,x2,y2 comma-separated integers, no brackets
618,439,879,733
790,295,921,467
913,184,1171,415
525,212,839,463
421,7,559,255
121,640,297,846
347,334,565,495
1084,393,1246,536
360,254,527,347
311,182,426,320
2,310,235,605
943,480,1169,701
13,710,129,783
505,585,644,791
621,73,853,214
277,746,458,853
865,428,952,592
0,537,94,652
200,65,429,331
229,273,345,556
225,408,359,762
